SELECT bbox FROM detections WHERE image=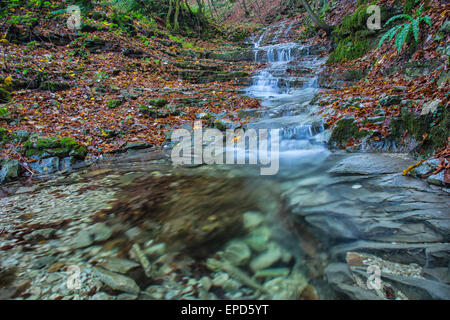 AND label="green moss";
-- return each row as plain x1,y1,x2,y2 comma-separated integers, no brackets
403,0,417,14
147,99,168,108
329,118,372,146
24,136,86,159
390,106,449,154
0,87,11,103
107,99,123,109
0,127,8,144
333,5,371,39
24,148,46,158
35,137,60,149
328,4,375,63
328,36,369,63
39,81,70,92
